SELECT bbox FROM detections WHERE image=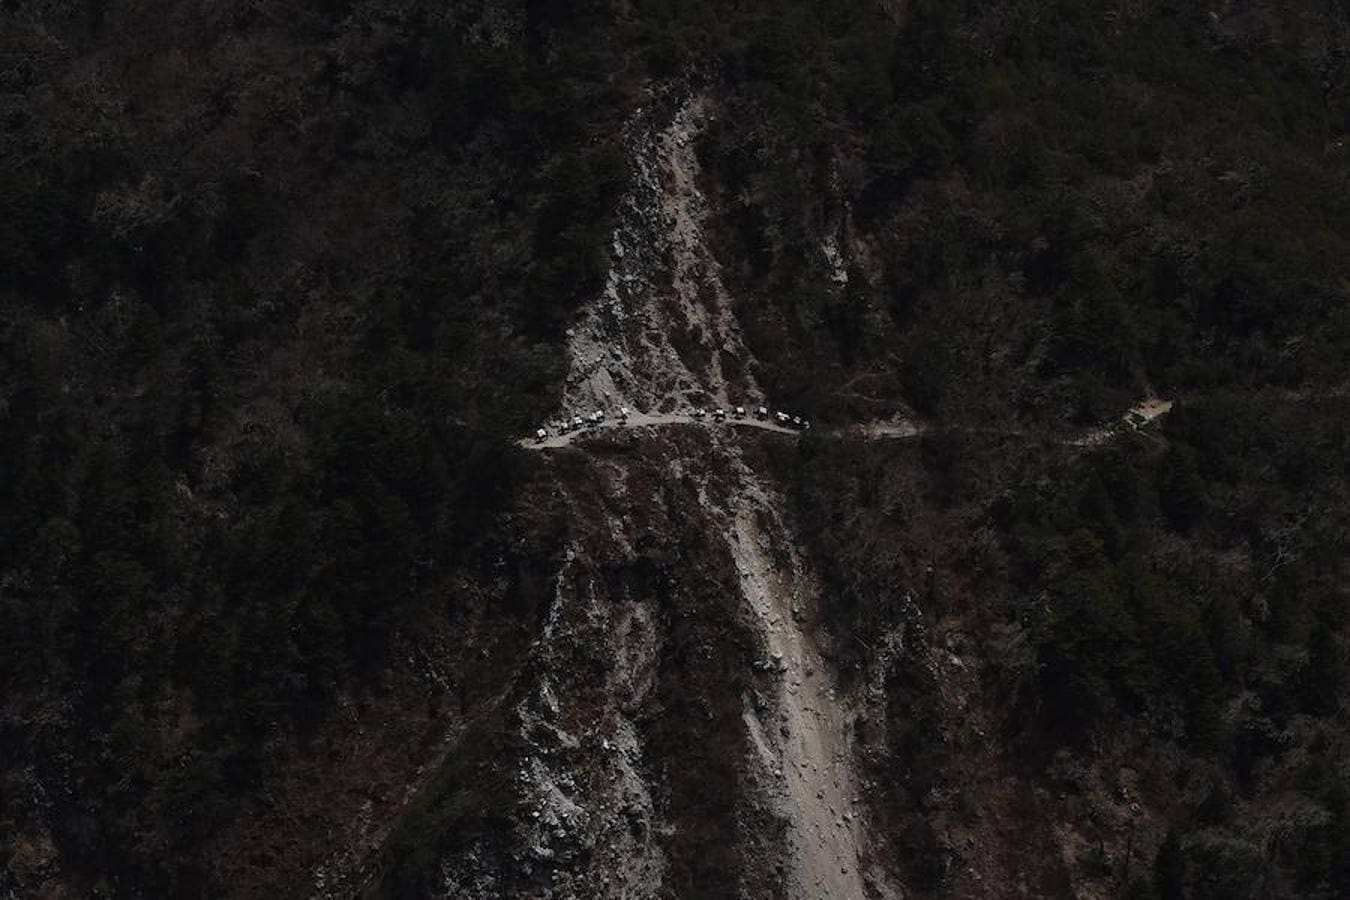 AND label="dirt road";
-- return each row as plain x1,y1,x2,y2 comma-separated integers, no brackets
520,398,1173,452
523,411,799,449
1073,397,1174,446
